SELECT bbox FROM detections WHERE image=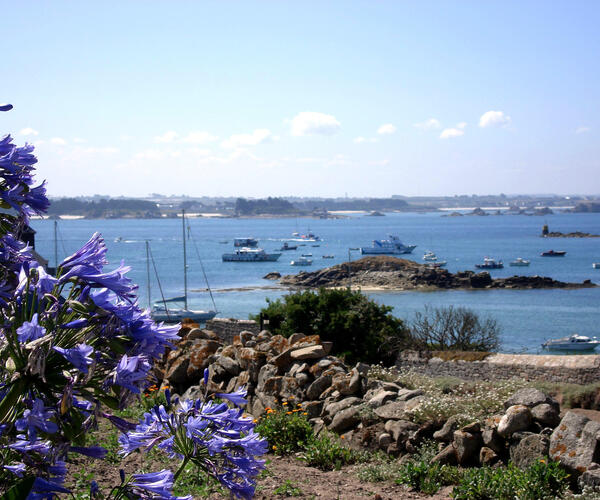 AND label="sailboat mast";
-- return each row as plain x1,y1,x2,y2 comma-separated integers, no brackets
182,209,188,310
54,220,58,270
145,240,151,309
